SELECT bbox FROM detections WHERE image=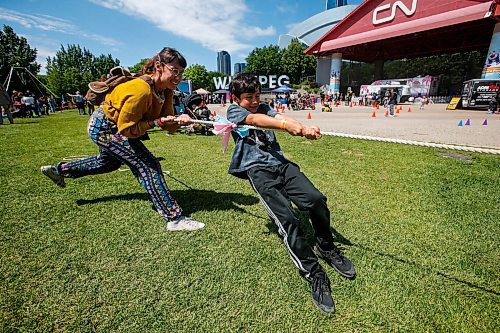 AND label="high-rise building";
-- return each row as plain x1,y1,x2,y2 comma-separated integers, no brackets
233,63,247,75
326,0,347,10
217,51,231,75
